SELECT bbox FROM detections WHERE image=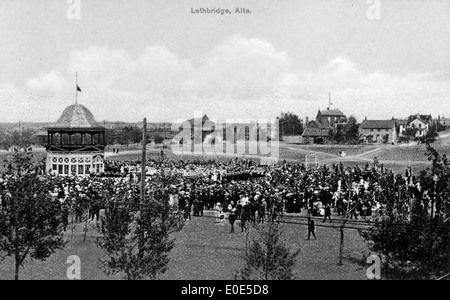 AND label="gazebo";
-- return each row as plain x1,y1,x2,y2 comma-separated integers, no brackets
45,104,106,176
